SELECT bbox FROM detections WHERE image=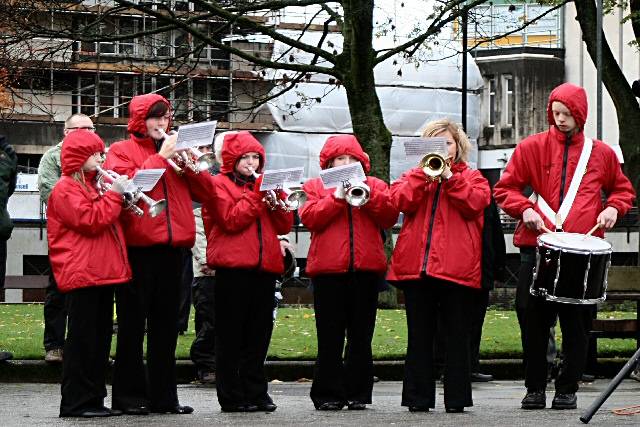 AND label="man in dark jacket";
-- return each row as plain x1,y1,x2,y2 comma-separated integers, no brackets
0,135,18,362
